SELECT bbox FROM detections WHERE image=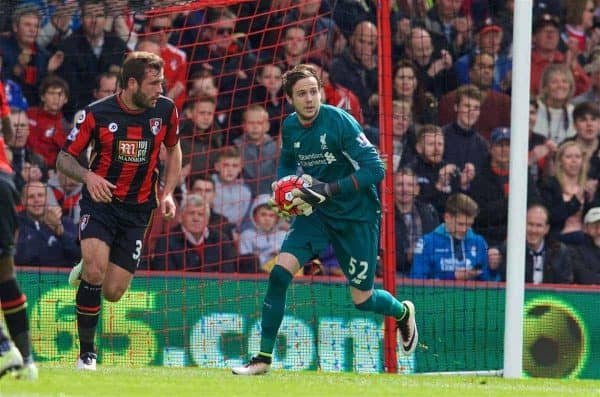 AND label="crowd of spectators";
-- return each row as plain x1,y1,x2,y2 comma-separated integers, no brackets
3,0,600,285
